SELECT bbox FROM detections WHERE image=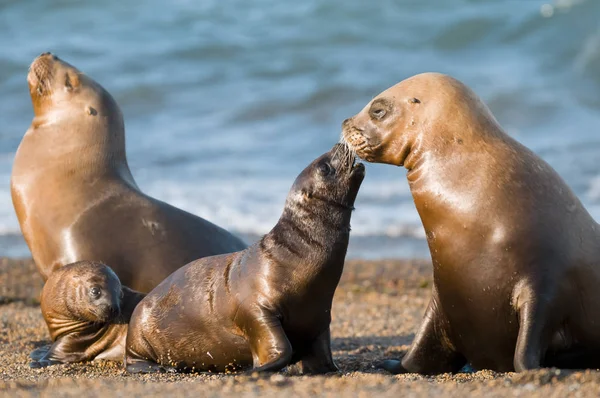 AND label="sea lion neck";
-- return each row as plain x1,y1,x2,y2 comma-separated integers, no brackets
405,110,504,184
17,119,135,186
260,196,352,278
